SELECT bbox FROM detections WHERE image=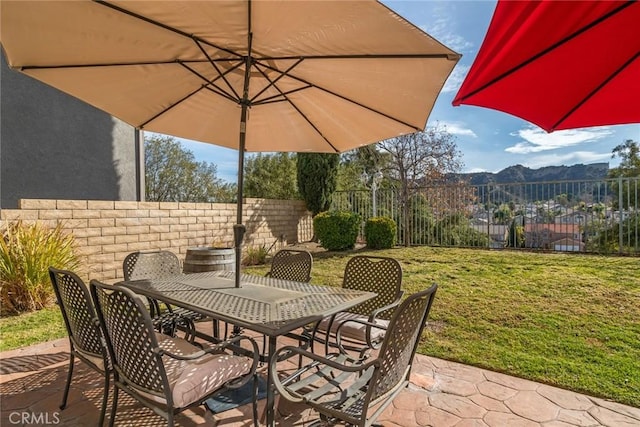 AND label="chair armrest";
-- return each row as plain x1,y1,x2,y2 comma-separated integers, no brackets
270,345,379,403
155,334,260,371
368,290,404,322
